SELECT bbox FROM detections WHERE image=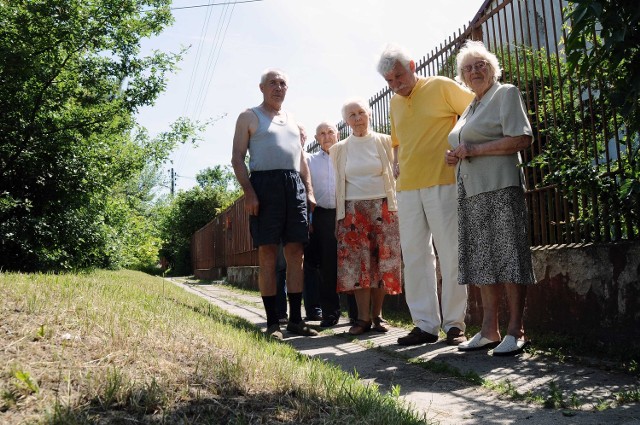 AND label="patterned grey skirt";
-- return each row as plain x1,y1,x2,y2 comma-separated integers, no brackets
457,180,536,285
